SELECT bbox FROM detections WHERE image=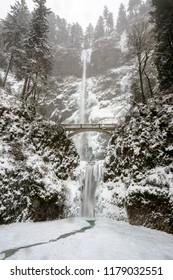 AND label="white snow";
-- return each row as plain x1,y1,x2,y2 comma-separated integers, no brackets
0,217,173,260
96,181,128,221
